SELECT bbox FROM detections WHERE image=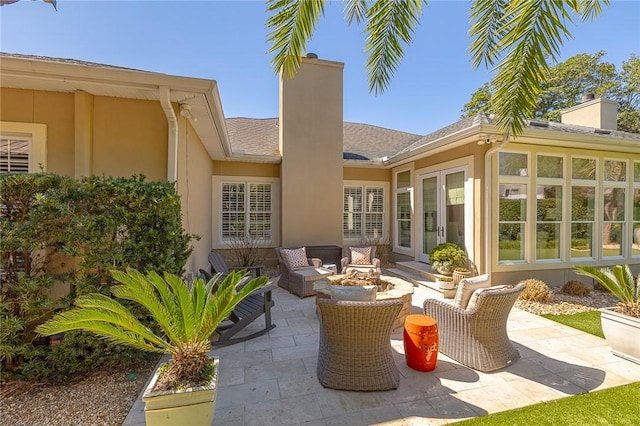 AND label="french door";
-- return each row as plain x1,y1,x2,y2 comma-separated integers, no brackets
419,166,468,263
